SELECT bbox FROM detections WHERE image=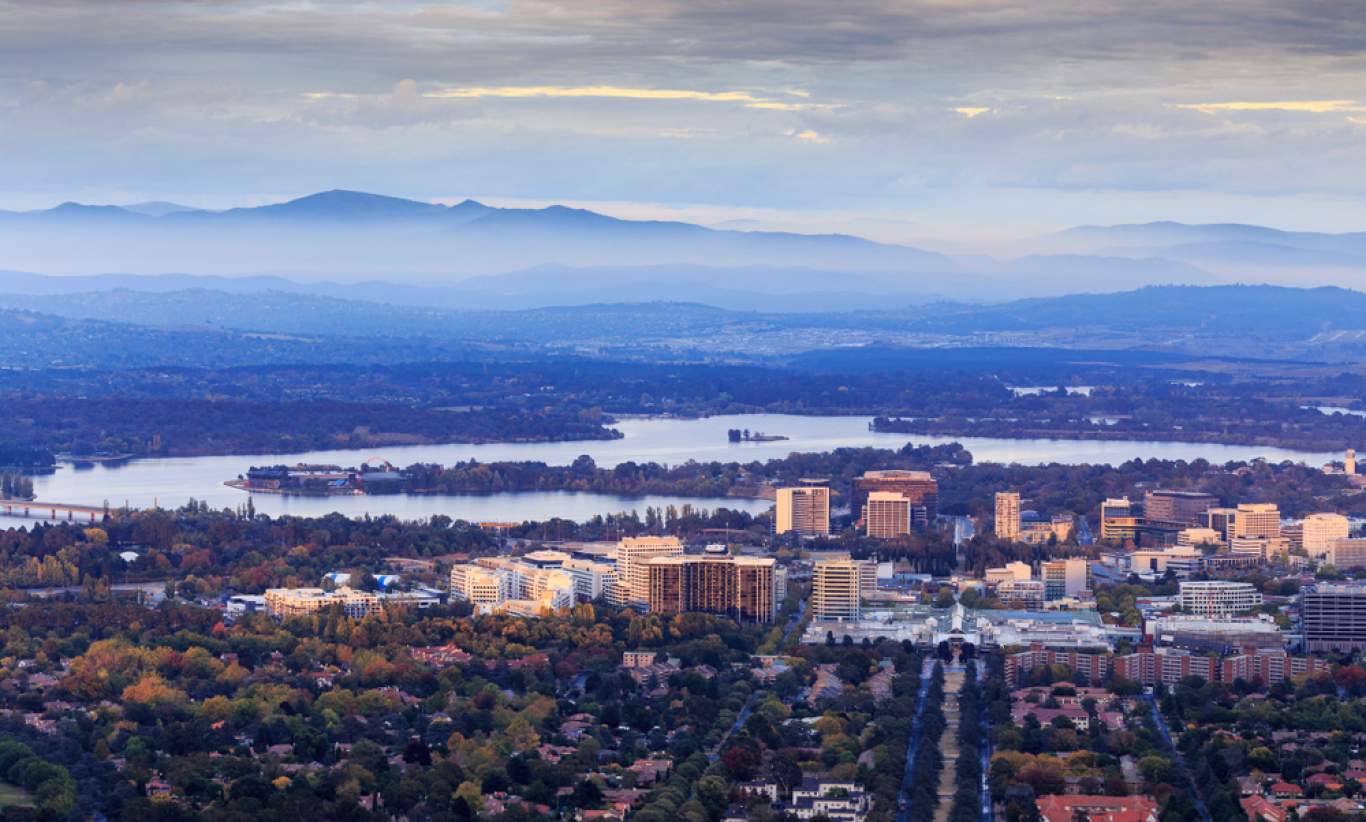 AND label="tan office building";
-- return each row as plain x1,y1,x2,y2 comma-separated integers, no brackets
853,470,938,525
1232,503,1281,540
1303,513,1350,560
1328,538,1366,569
864,492,912,539
776,483,831,536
